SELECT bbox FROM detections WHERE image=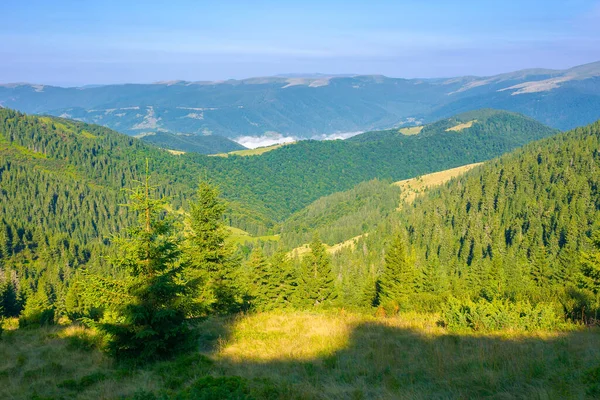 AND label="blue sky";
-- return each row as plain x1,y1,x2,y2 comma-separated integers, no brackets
2,0,600,85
